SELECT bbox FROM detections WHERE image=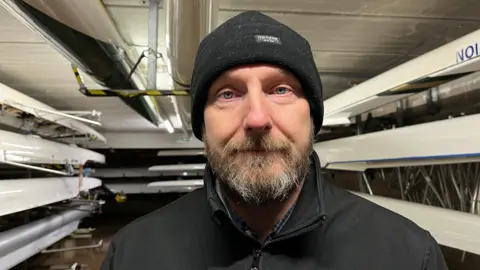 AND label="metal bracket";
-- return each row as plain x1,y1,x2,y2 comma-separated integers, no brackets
148,0,159,90
41,240,103,254
41,199,105,214
74,227,96,234
70,198,106,206
70,233,92,239
32,106,102,127
45,262,87,270
425,88,441,115
0,156,71,176
395,99,405,127
362,172,374,195
355,115,363,135
361,113,373,133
